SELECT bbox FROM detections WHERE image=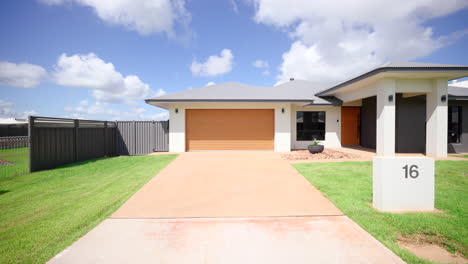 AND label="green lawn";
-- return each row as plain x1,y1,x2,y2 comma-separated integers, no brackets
293,160,468,264
449,154,468,159
0,154,177,264
0,147,29,179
